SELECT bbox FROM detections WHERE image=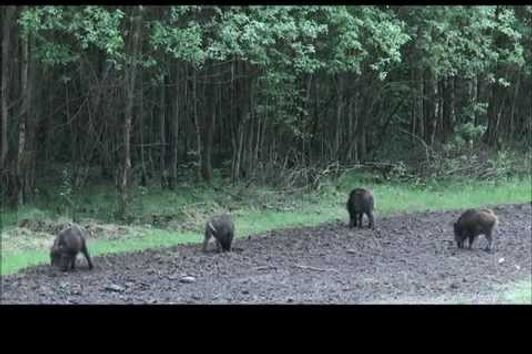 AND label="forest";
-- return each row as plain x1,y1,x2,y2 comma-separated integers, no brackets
0,5,530,216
